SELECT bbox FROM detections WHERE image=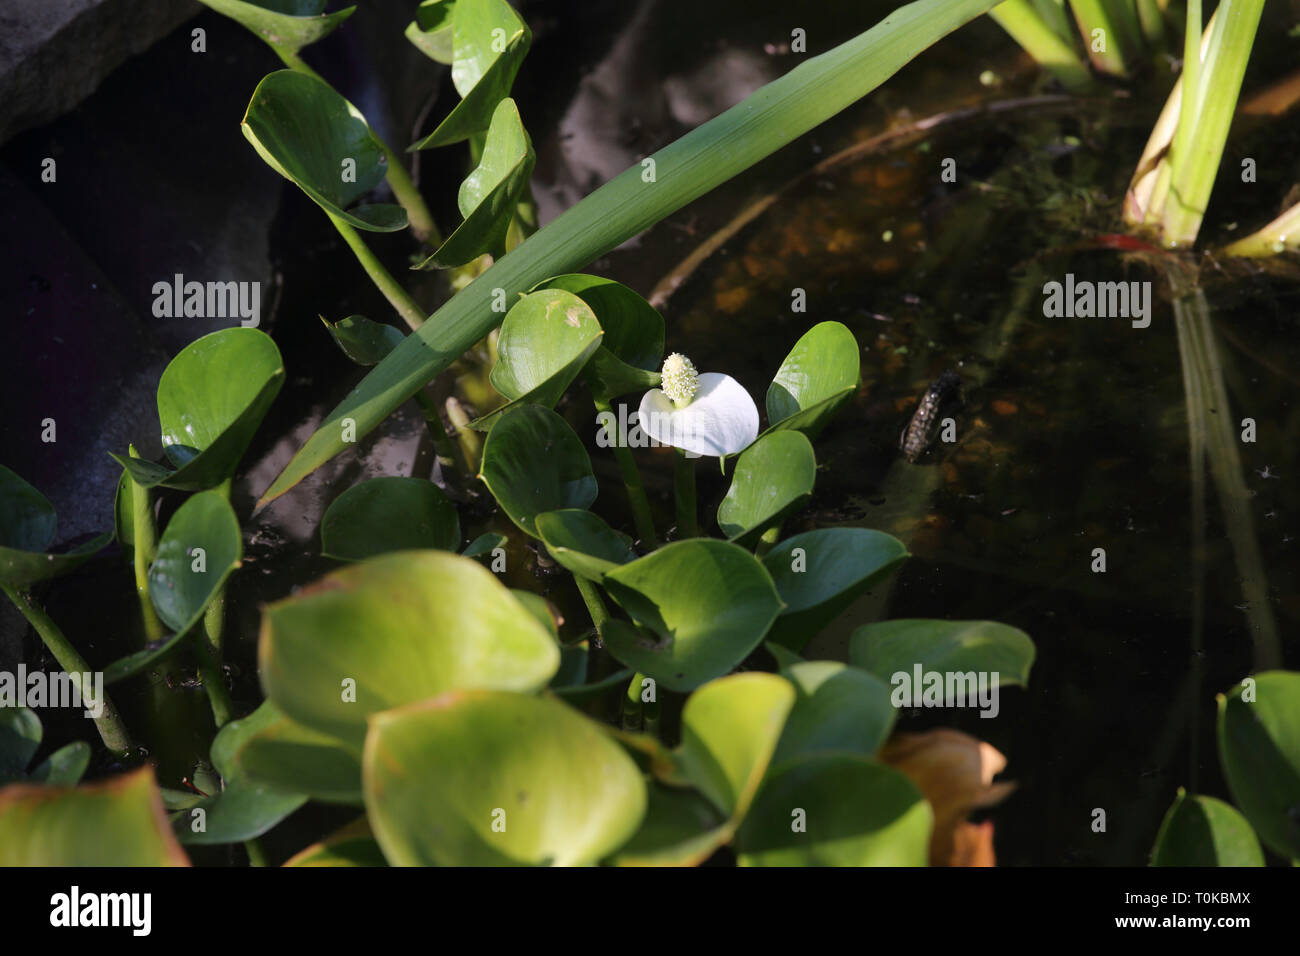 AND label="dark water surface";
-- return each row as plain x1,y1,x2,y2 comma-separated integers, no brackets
2,2,1297,865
